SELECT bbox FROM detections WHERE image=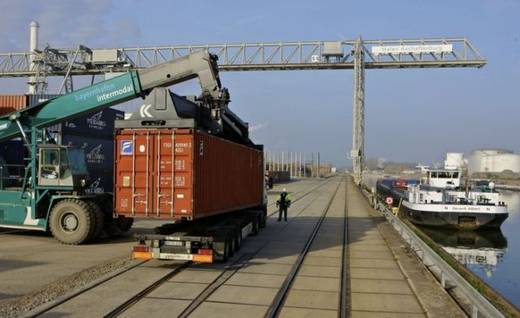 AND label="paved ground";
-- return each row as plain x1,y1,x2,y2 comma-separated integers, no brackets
1,177,467,317
0,179,320,303
0,225,142,301
276,177,345,318
346,178,426,317
346,177,464,318
39,179,338,317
